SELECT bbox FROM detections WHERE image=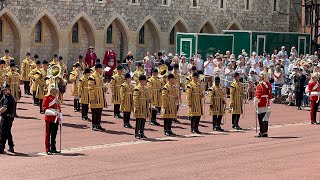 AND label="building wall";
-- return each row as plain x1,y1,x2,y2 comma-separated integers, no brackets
0,0,294,69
